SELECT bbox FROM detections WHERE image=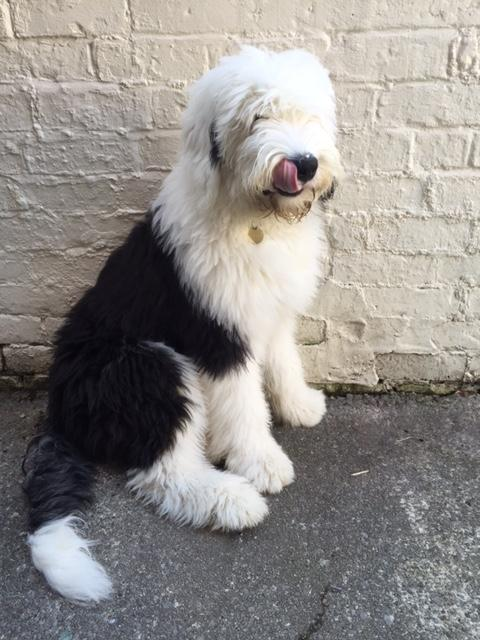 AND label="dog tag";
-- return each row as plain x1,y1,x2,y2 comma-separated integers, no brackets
248,226,264,244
